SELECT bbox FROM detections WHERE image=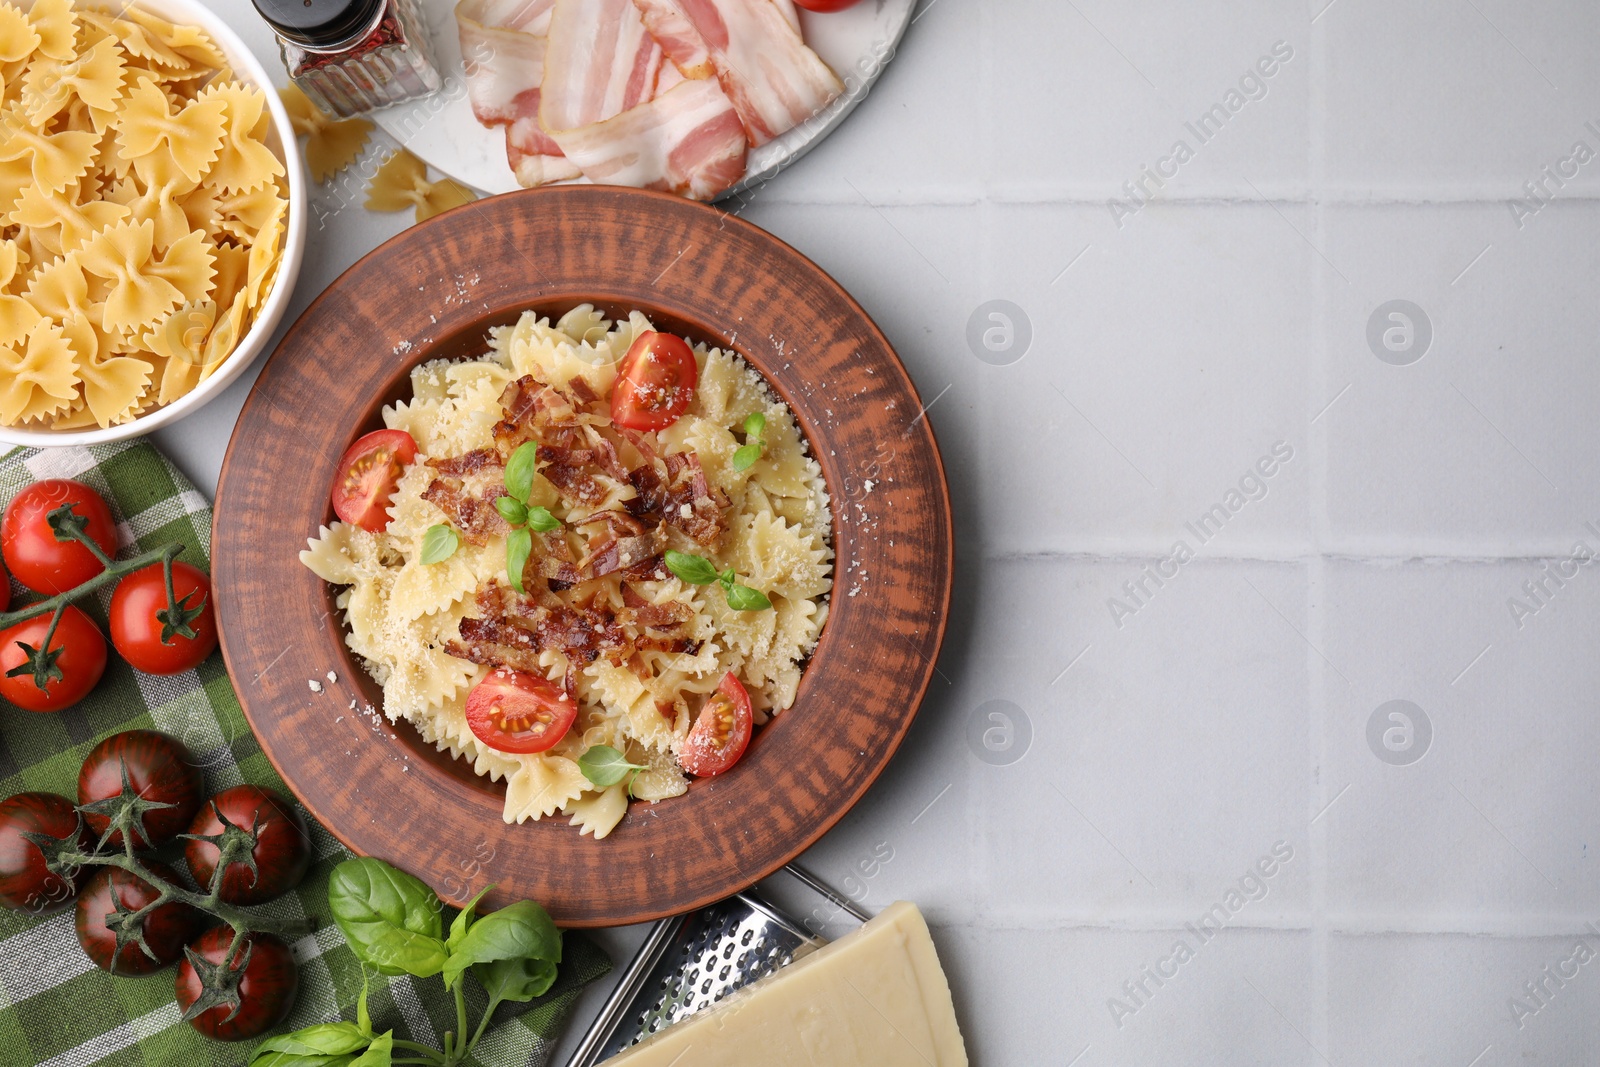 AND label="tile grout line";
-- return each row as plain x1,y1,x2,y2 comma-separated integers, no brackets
1307,7,1333,1061
970,0,993,934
